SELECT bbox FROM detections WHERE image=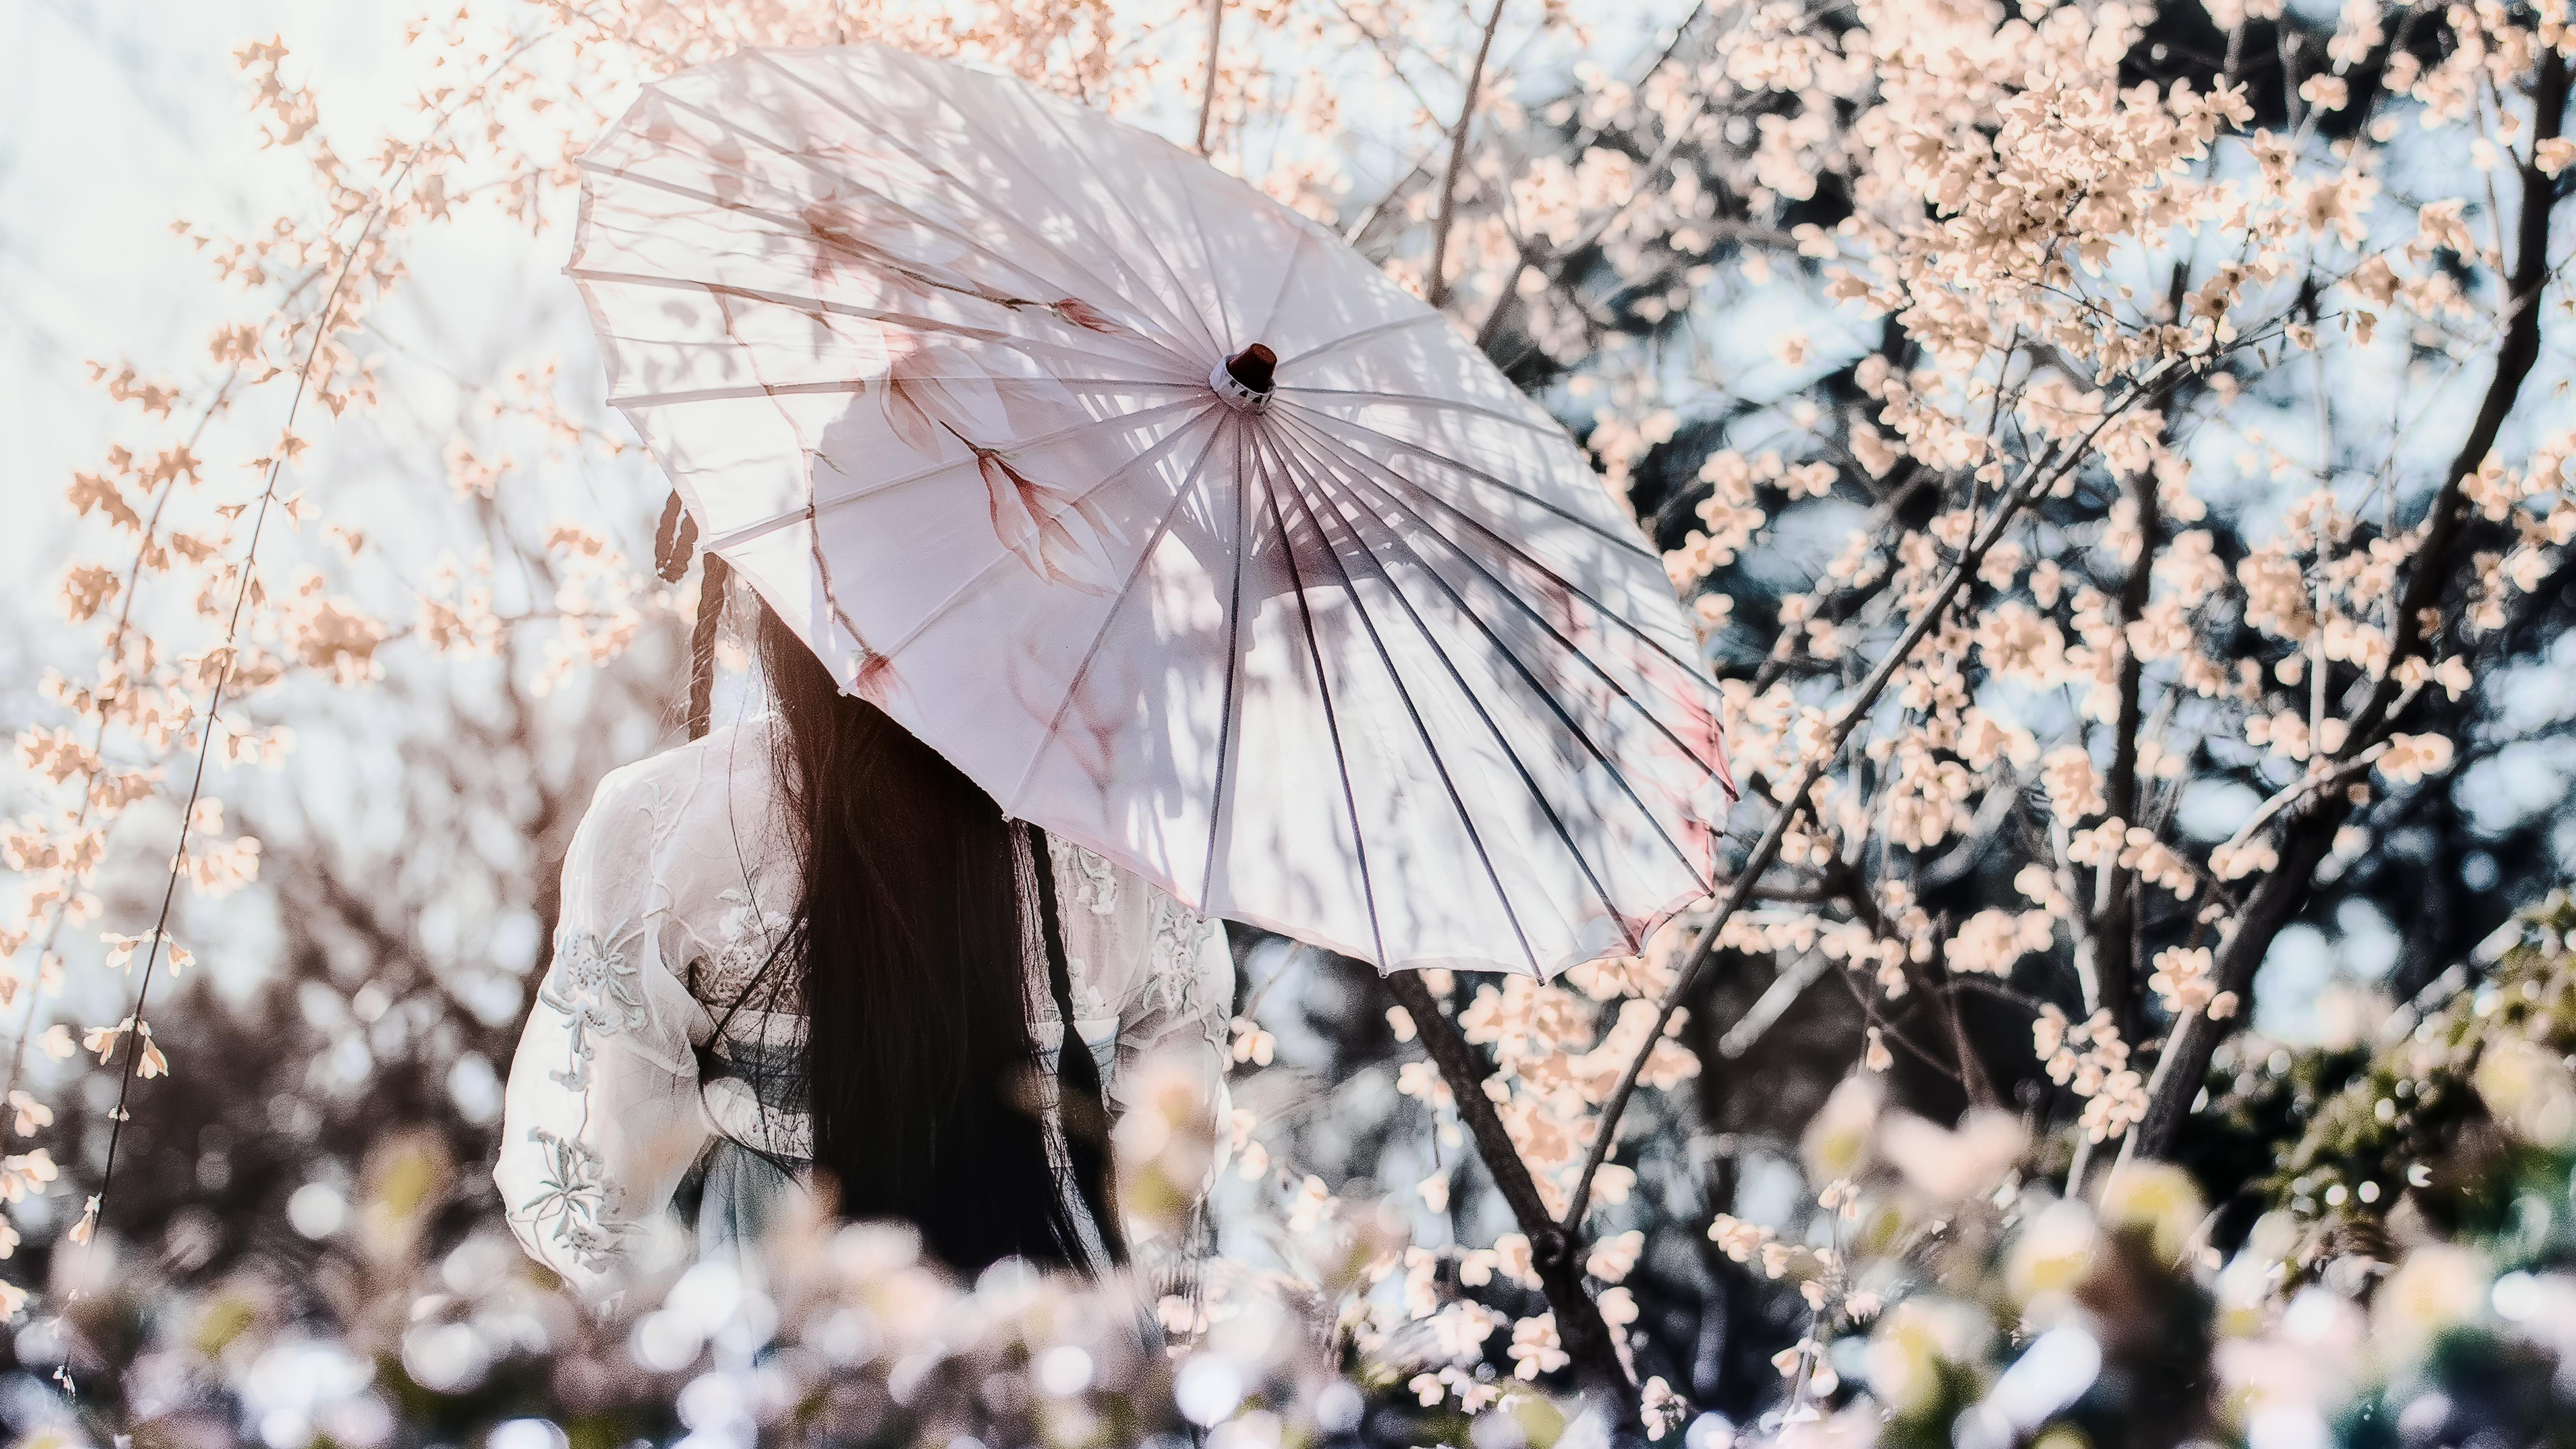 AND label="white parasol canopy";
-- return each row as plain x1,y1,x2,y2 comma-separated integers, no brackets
572,44,1734,978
